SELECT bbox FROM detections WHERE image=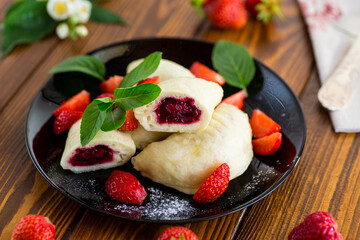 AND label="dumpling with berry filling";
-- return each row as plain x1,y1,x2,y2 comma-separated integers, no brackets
132,104,253,194
134,77,223,133
60,120,136,173
127,58,194,82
